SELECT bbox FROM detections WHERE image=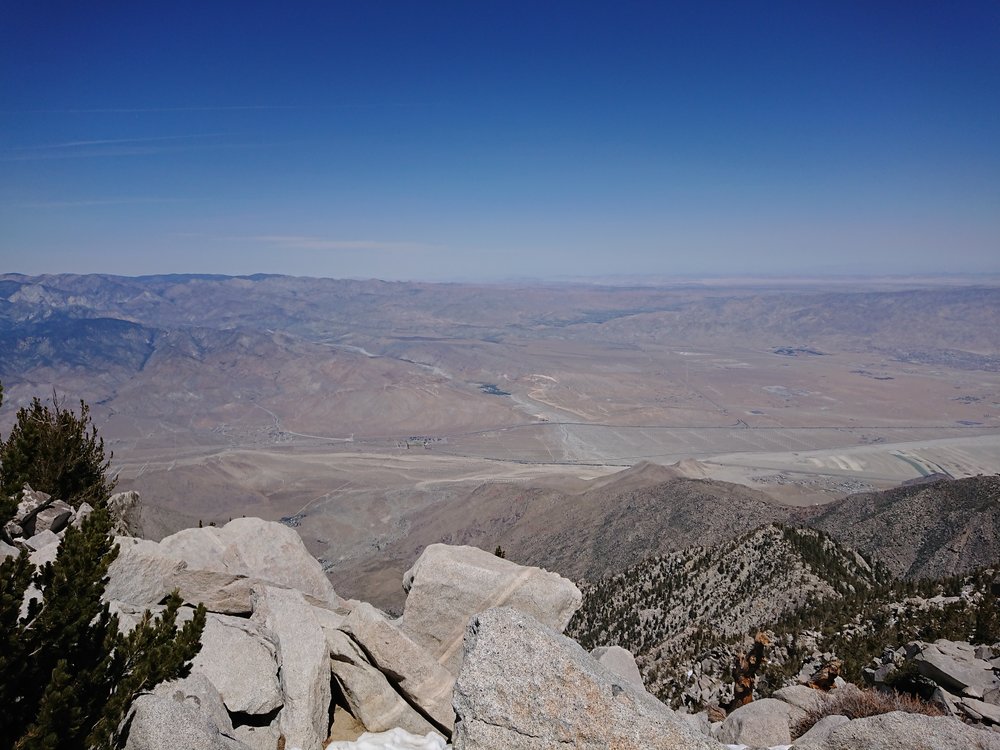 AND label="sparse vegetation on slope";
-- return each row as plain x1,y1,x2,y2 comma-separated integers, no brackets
567,524,887,705
792,687,944,739
806,475,1000,580
569,516,1000,711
